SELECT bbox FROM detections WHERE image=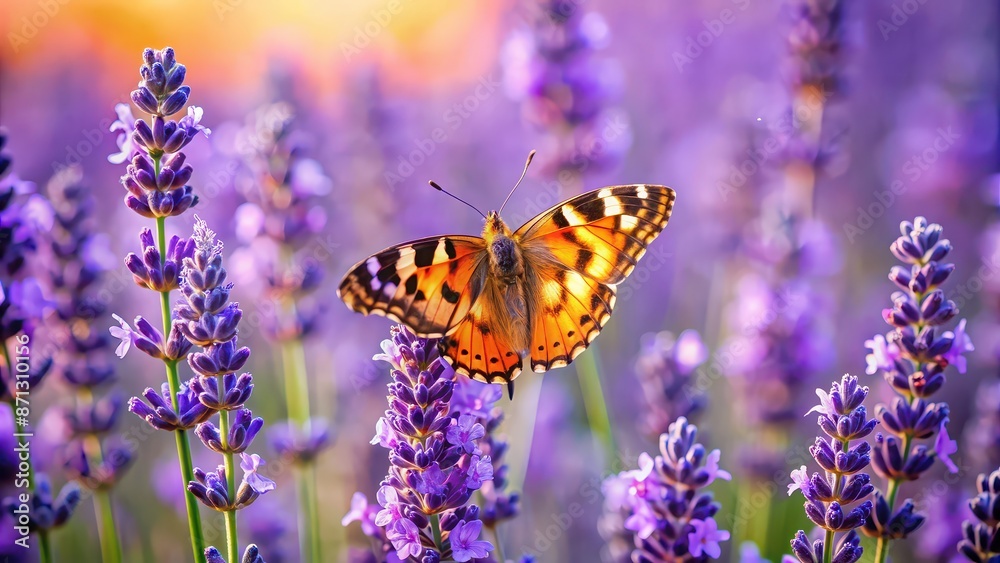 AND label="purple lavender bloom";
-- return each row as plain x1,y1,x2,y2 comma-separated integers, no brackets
38,165,137,496
128,379,213,431
115,47,207,218
451,374,520,529
787,0,844,97
162,217,273,523
109,314,133,358
125,228,195,293
343,326,494,562
196,408,264,454
601,417,731,562
188,456,273,512
240,453,276,495
342,491,398,562
109,103,139,165
957,468,1000,562
788,375,874,563
1,475,80,533
59,392,124,437
501,0,629,176
634,330,708,439
174,217,255,411
189,371,254,411
863,217,965,547
188,465,235,512
267,419,332,464
0,131,54,282
62,439,133,491
342,492,380,537
0,134,54,403
205,544,266,563
449,520,492,561
226,103,329,342
111,313,193,362
722,219,837,483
